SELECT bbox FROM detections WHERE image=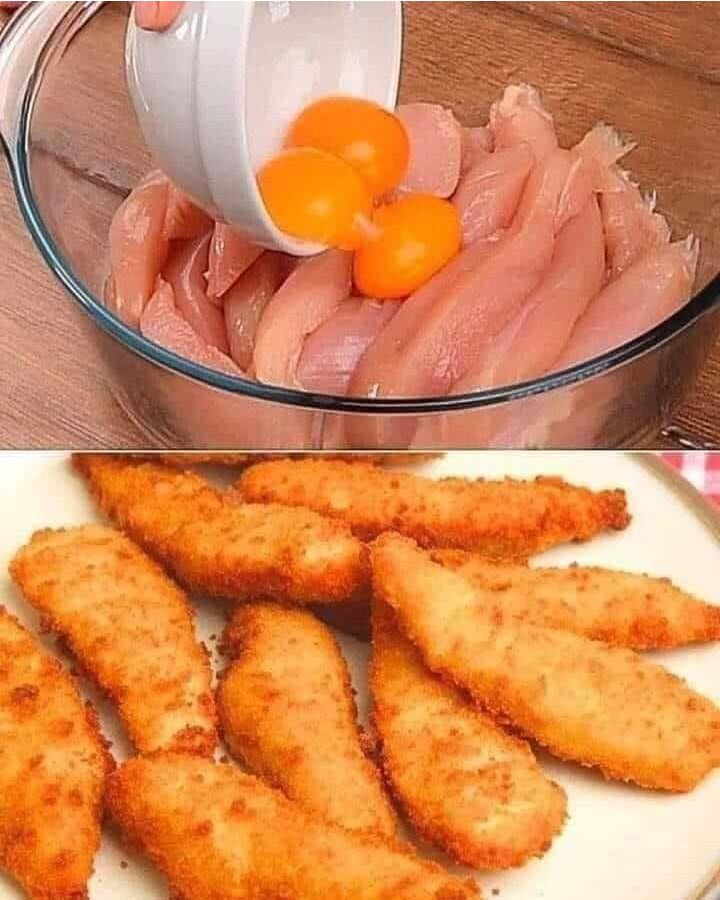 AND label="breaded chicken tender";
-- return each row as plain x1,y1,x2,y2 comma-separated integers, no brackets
73,455,368,606
0,606,110,900
218,604,396,835
10,526,217,756
371,534,720,792
434,553,720,650
237,459,630,558
370,601,566,869
107,754,480,900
